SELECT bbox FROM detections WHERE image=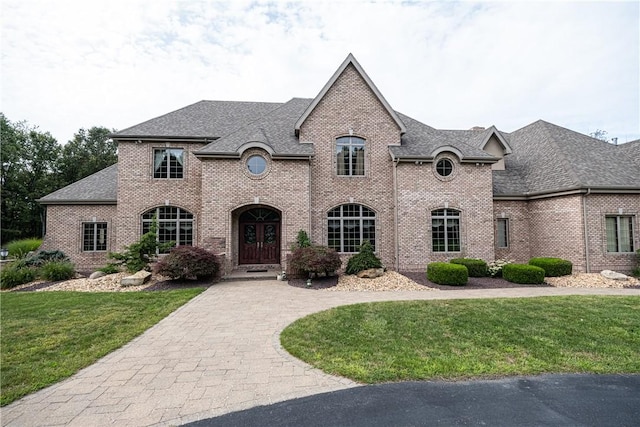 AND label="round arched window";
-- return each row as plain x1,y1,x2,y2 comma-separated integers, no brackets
246,155,267,175
436,158,453,177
